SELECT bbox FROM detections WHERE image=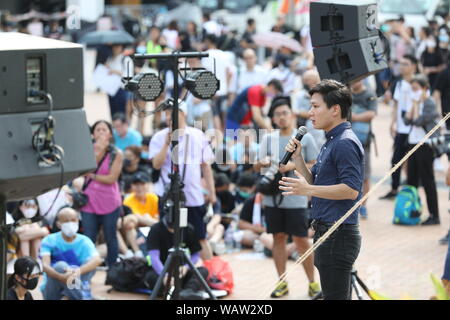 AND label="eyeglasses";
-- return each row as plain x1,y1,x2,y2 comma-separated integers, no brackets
273,111,291,117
